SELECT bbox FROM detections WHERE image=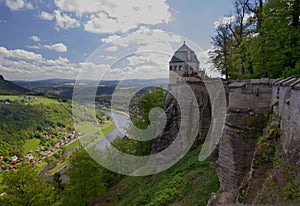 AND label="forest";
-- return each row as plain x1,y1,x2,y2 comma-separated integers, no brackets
210,0,300,79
